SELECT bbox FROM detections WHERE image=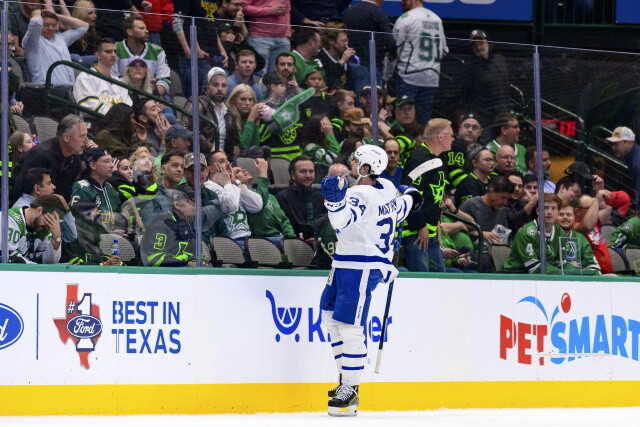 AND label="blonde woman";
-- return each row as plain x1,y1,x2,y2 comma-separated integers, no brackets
69,0,98,68
225,84,266,161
